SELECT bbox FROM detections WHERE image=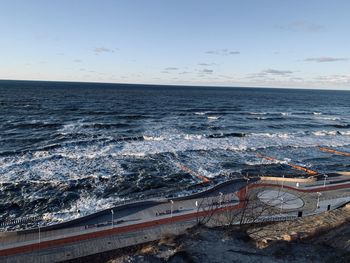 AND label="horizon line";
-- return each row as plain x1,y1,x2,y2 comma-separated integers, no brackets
0,78,349,92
